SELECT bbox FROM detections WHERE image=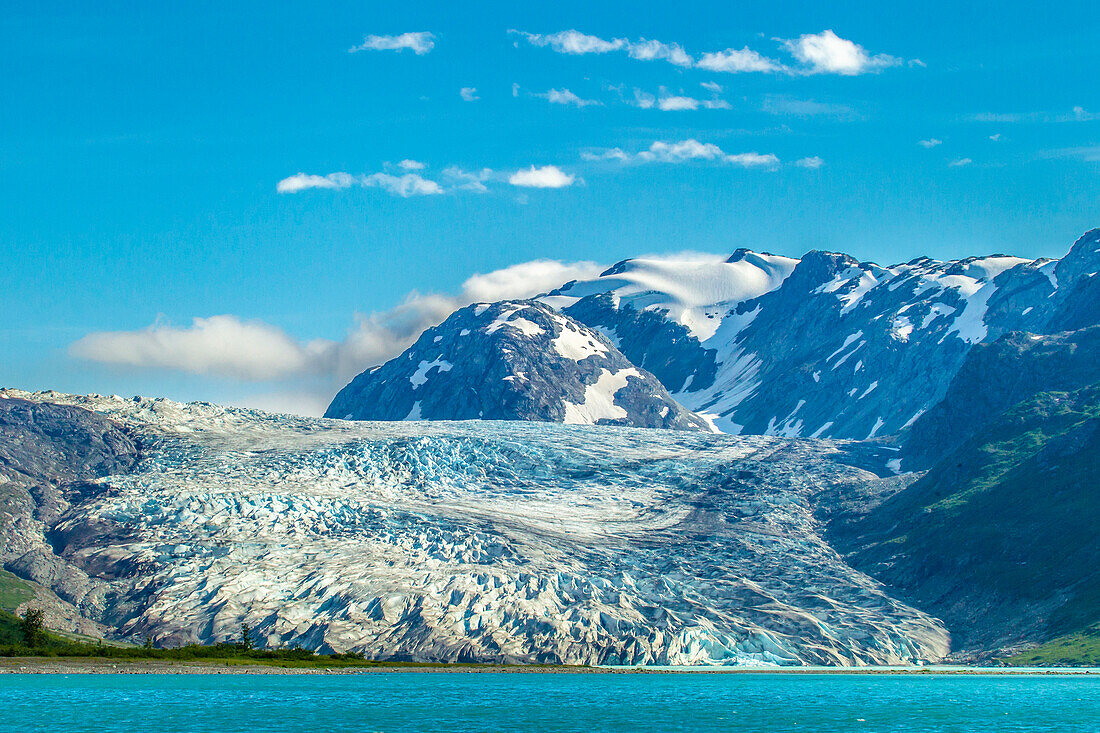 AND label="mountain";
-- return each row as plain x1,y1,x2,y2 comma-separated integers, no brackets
554,230,1099,438
326,300,710,431
0,397,138,636
328,230,1100,439
833,380,1100,653
903,326,1100,469
0,389,947,665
